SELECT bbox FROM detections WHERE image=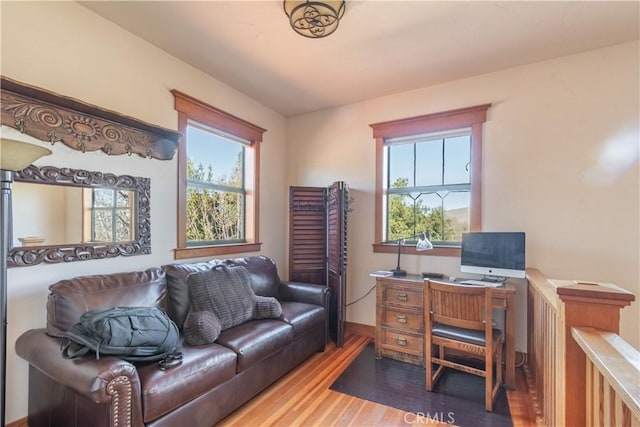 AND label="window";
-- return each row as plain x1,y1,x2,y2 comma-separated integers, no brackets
370,104,490,257
186,124,246,245
172,90,265,259
386,129,471,244
84,188,134,242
